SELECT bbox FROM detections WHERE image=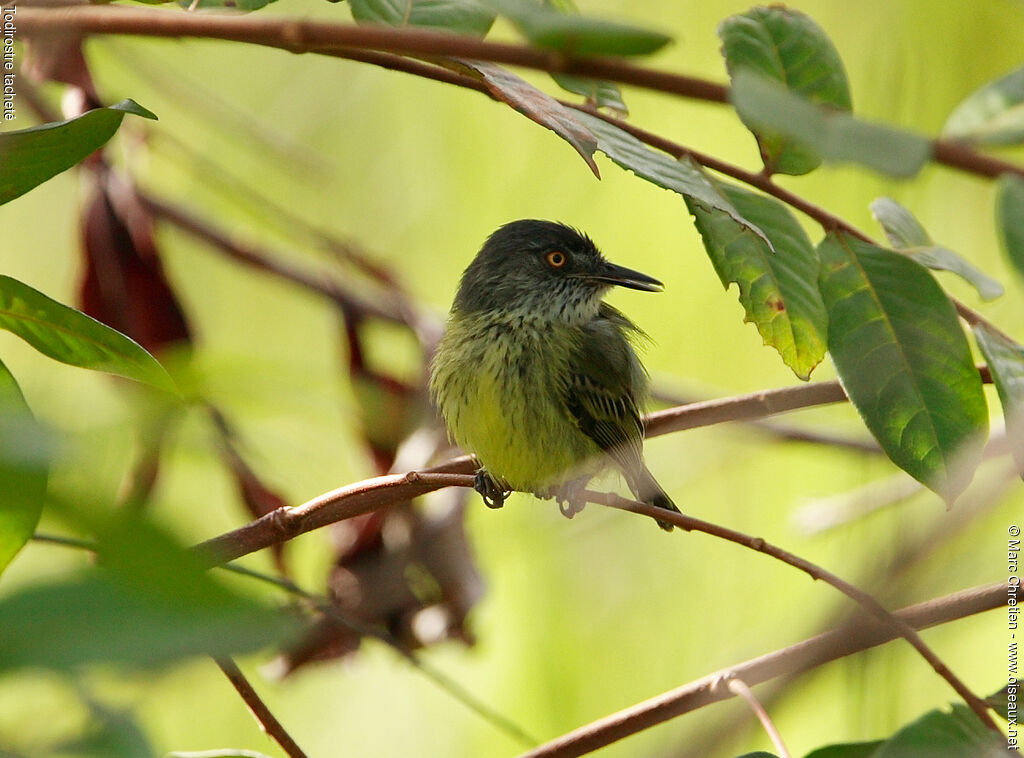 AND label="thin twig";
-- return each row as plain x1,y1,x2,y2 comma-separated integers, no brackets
585,490,999,733
515,582,1006,758
213,657,309,758
725,677,792,758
